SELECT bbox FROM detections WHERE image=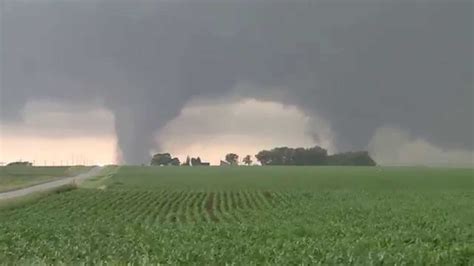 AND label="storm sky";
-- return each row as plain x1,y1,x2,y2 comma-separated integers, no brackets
1,0,473,166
